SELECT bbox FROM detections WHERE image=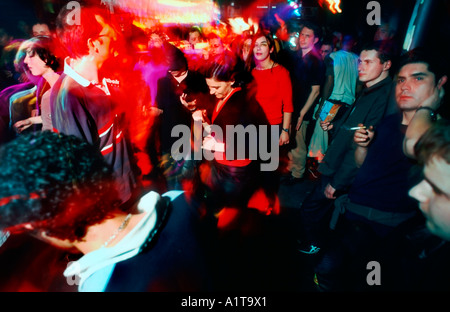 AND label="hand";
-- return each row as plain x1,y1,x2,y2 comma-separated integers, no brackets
324,183,337,199
353,123,374,147
148,107,163,116
420,85,445,111
14,118,33,133
180,93,197,112
320,121,333,131
279,130,290,146
295,116,303,131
